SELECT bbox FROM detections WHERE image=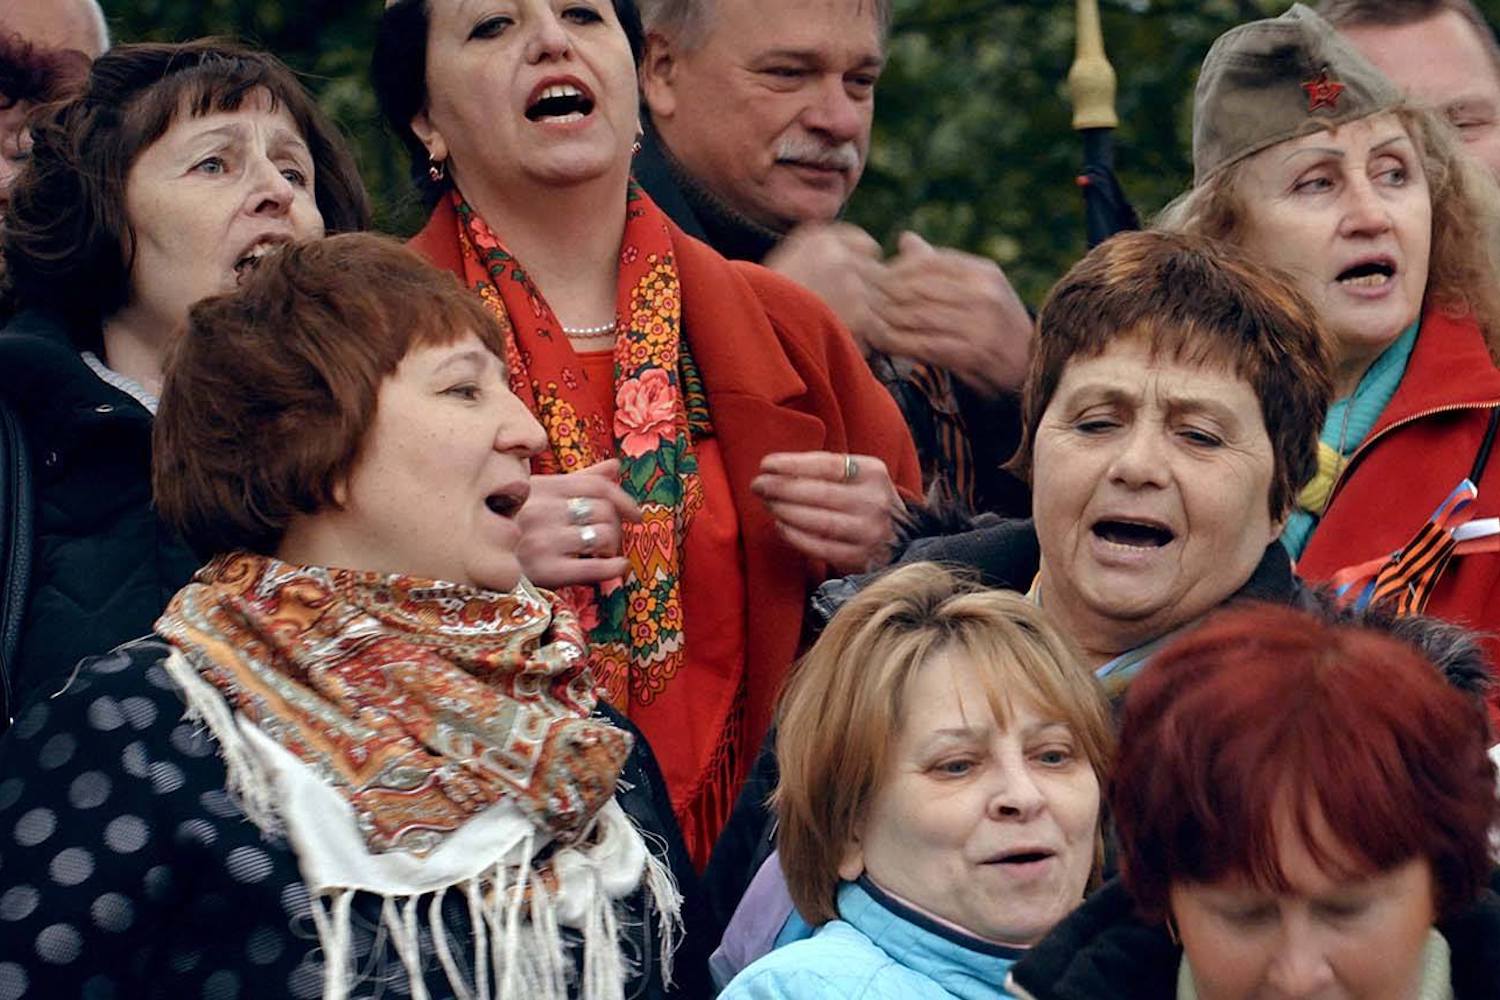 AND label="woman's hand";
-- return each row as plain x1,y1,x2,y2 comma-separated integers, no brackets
517,459,643,588
752,451,902,575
